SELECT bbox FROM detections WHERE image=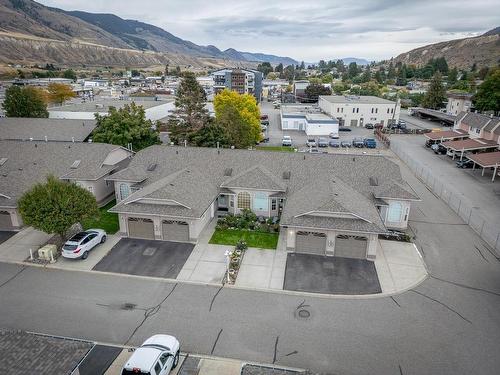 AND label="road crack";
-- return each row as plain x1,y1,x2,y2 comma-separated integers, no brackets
124,283,178,345
410,289,472,324
210,328,223,355
390,296,401,308
0,266,26,289
430,275,500,297
473,245,489,262
209,286,223,312
272,335,279,364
